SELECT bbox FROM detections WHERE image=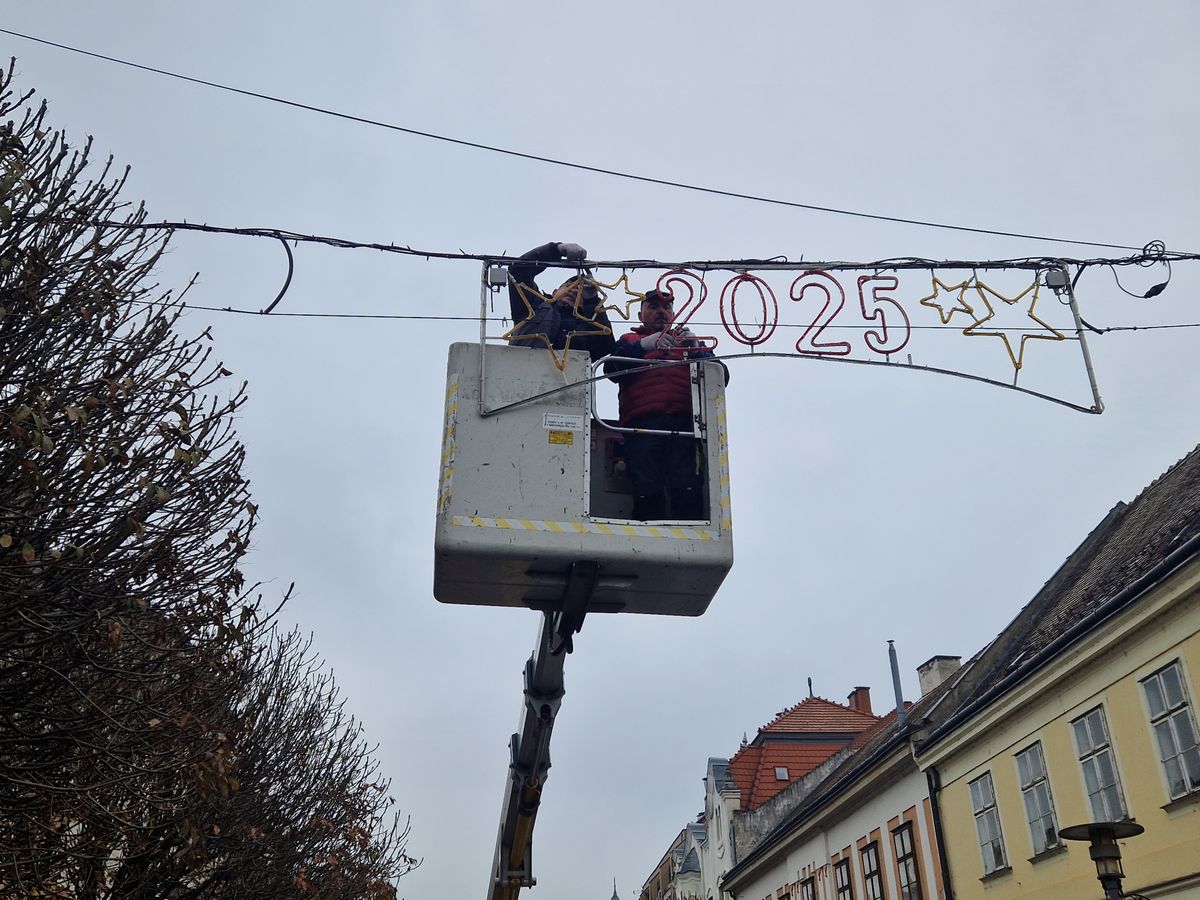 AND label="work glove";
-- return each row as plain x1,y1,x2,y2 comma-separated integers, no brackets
640,331,675,352
556,242,587,261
